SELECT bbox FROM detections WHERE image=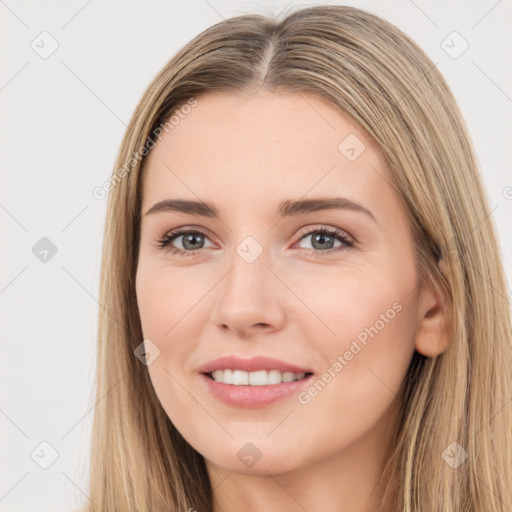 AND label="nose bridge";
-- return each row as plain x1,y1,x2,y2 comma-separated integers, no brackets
221,241,271,308
211,238,286,333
